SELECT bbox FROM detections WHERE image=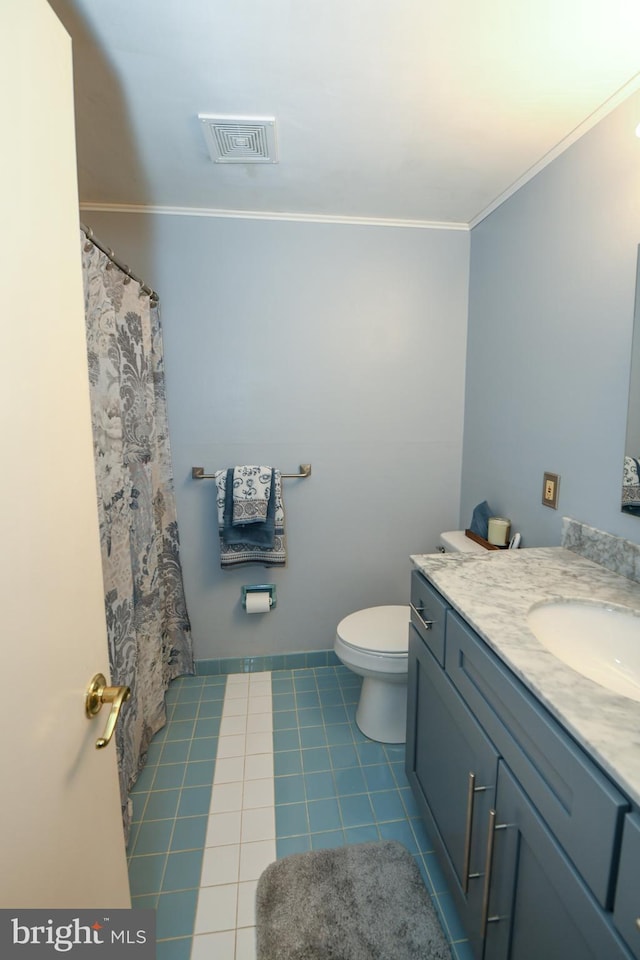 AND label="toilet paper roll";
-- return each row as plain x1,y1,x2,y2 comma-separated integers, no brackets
245,591,271,614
